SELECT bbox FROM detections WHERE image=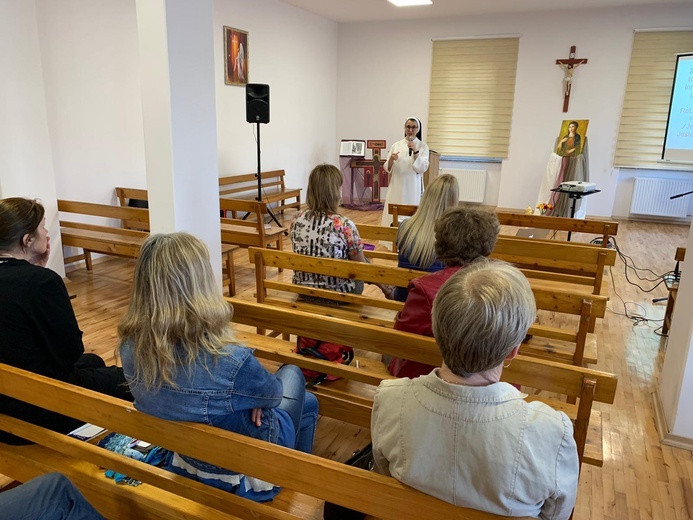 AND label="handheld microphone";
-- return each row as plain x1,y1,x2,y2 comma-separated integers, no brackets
408,136,414,156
